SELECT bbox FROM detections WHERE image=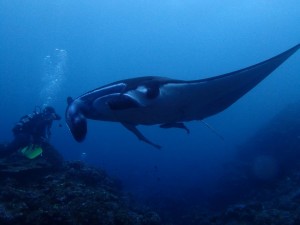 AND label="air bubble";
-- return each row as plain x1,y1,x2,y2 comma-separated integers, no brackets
40,48,68,105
